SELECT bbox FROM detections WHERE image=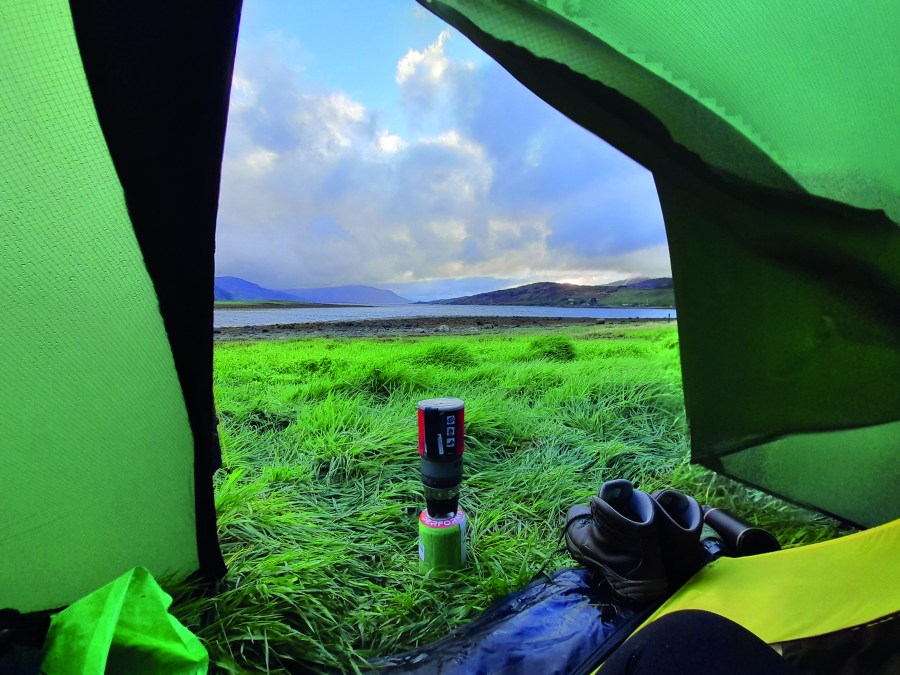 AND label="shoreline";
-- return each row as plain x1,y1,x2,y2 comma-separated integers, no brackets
215,302,676,311
214,301,369,310
214,316,674,341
